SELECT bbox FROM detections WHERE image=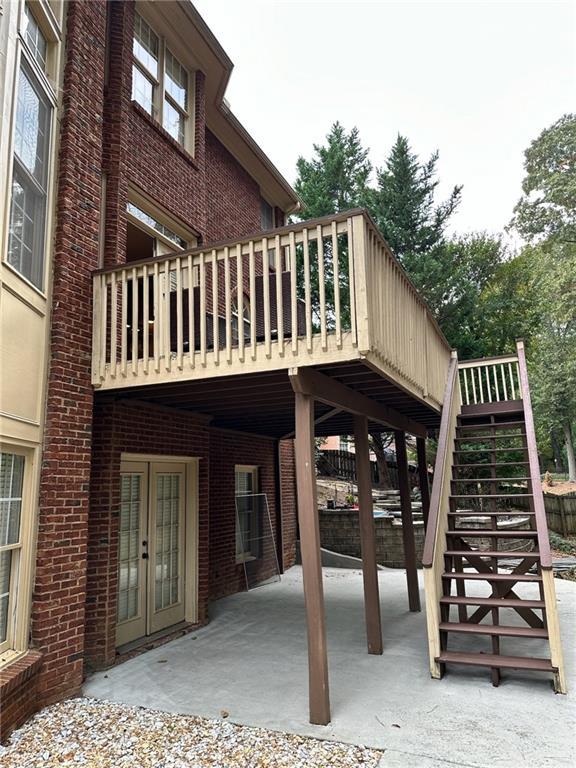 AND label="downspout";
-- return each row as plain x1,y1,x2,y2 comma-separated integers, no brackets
274,440,285,573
